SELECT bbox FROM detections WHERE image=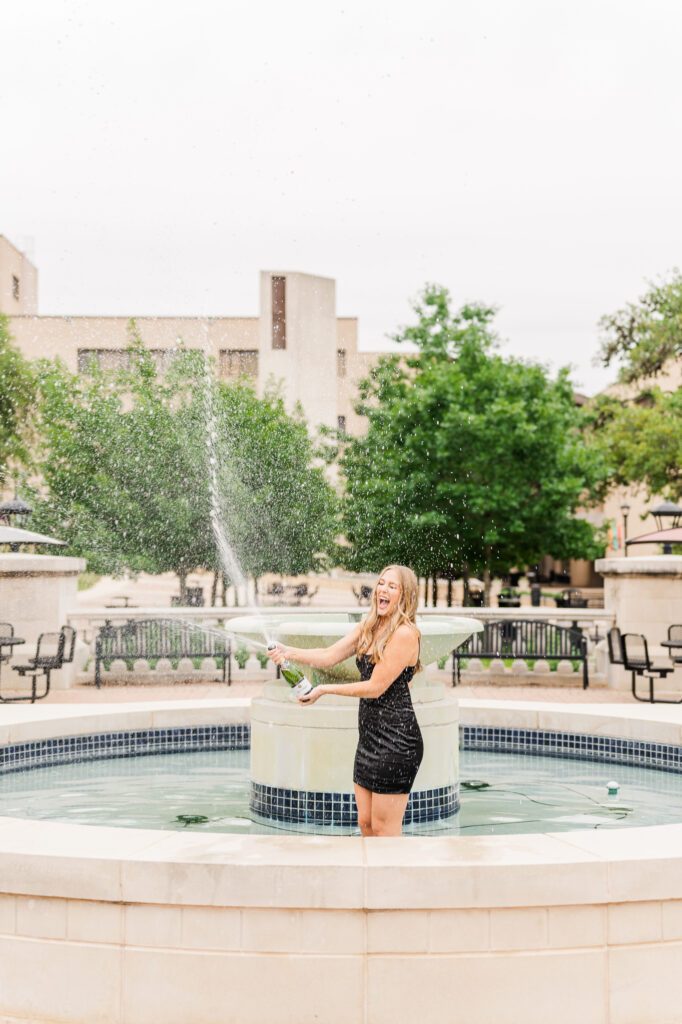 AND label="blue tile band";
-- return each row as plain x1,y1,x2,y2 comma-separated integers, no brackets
250,781,459,826
2,723,682,792
460,725,682,771
0,724,250,775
